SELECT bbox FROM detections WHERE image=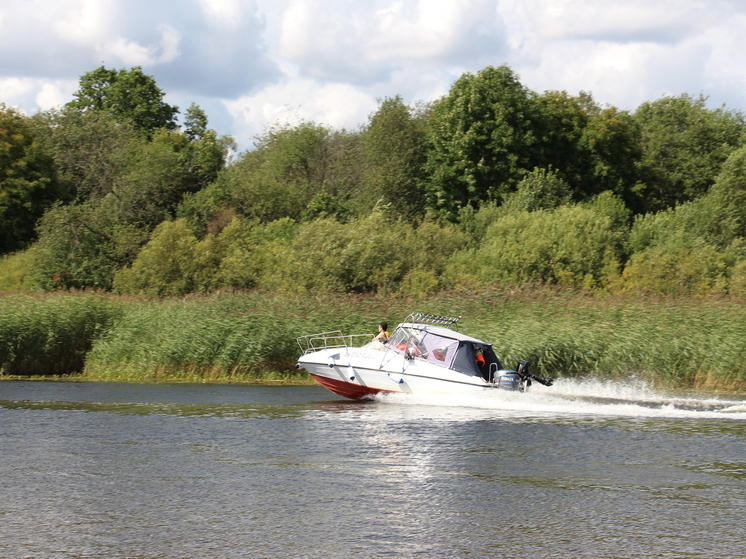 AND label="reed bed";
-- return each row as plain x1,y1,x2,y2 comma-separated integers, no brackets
464,297,746,390
84,296,303,381
1,289,745,390
0,293,123,376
